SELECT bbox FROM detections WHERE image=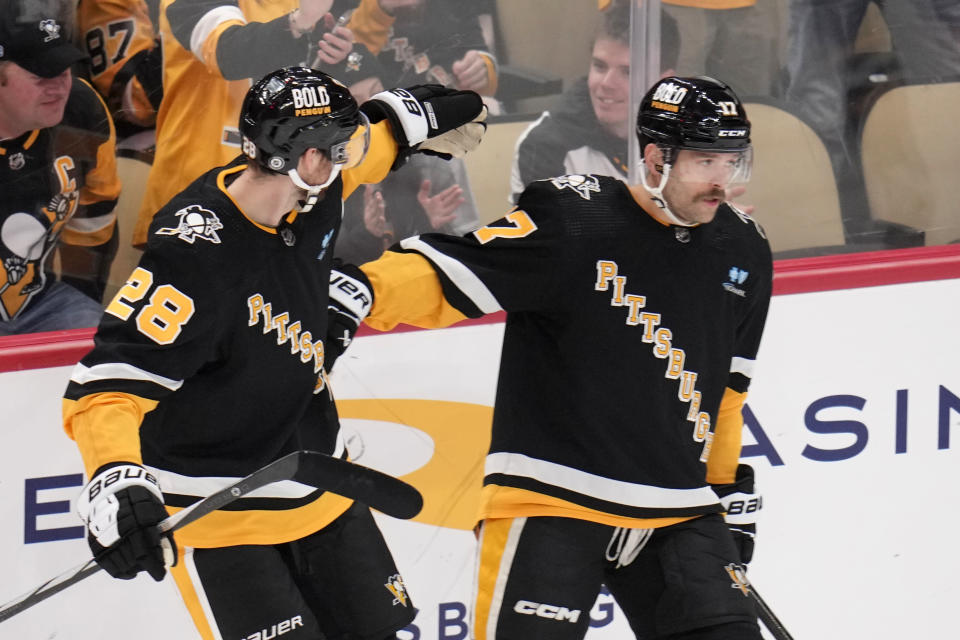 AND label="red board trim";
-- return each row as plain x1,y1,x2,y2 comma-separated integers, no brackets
3,245,959,372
